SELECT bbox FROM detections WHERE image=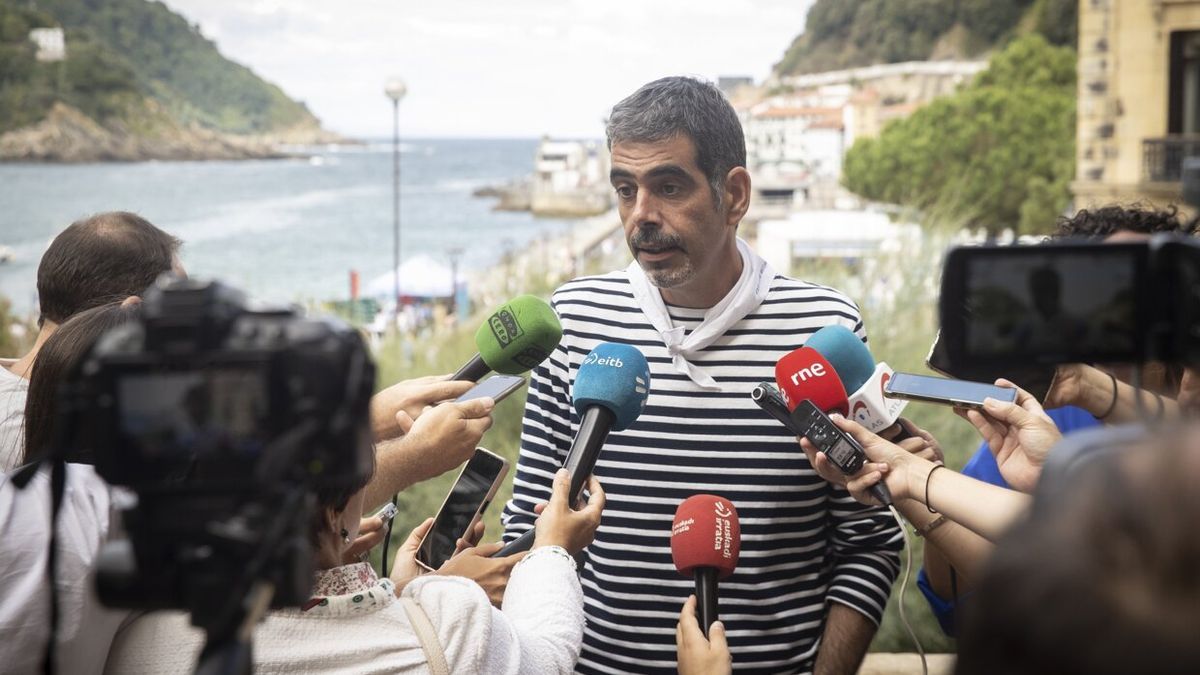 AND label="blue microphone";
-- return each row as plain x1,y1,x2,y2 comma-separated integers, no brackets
803,325,875,392
495,342,650,557
804,324,913,442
